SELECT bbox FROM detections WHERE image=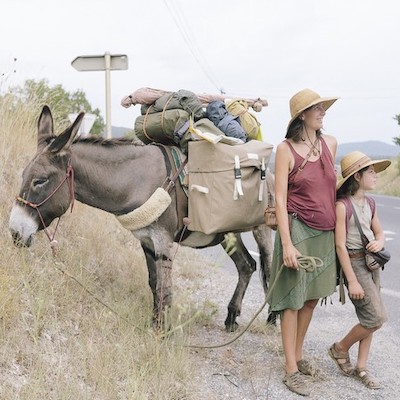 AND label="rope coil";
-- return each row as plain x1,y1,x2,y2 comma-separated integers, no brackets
186,255,323,349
